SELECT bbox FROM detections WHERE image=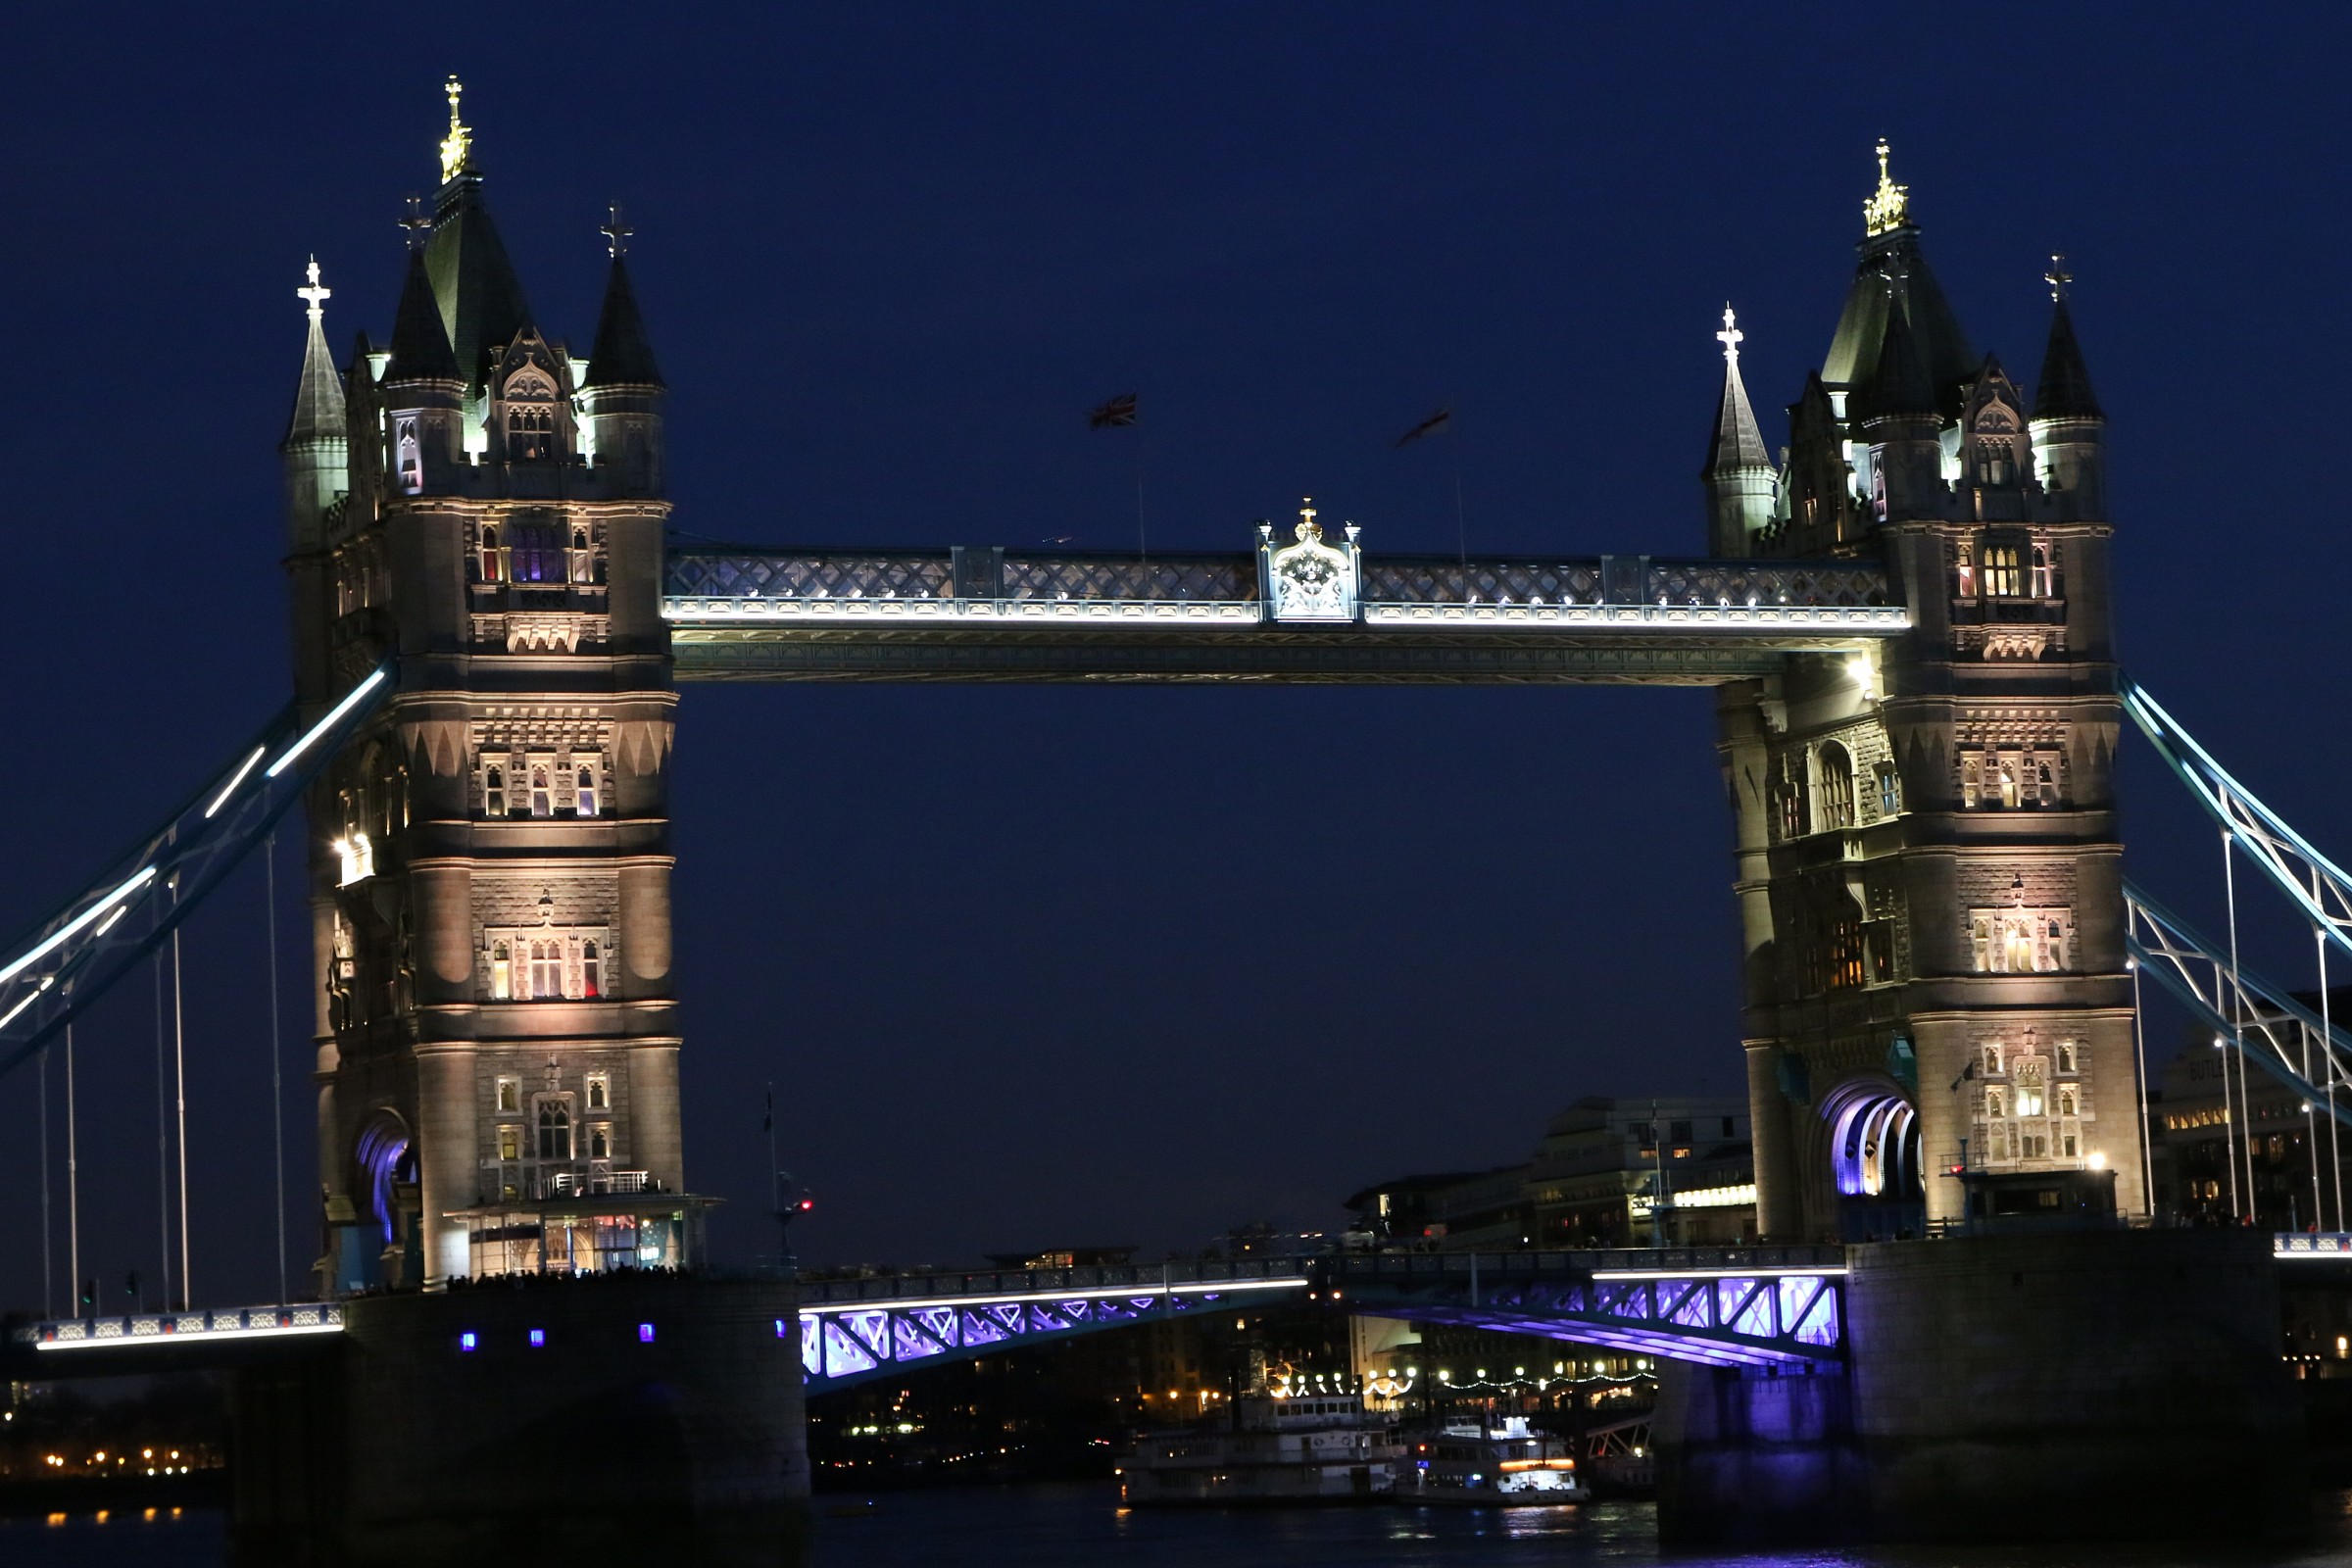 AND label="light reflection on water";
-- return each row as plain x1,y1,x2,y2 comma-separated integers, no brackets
8,1488,2352,1566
